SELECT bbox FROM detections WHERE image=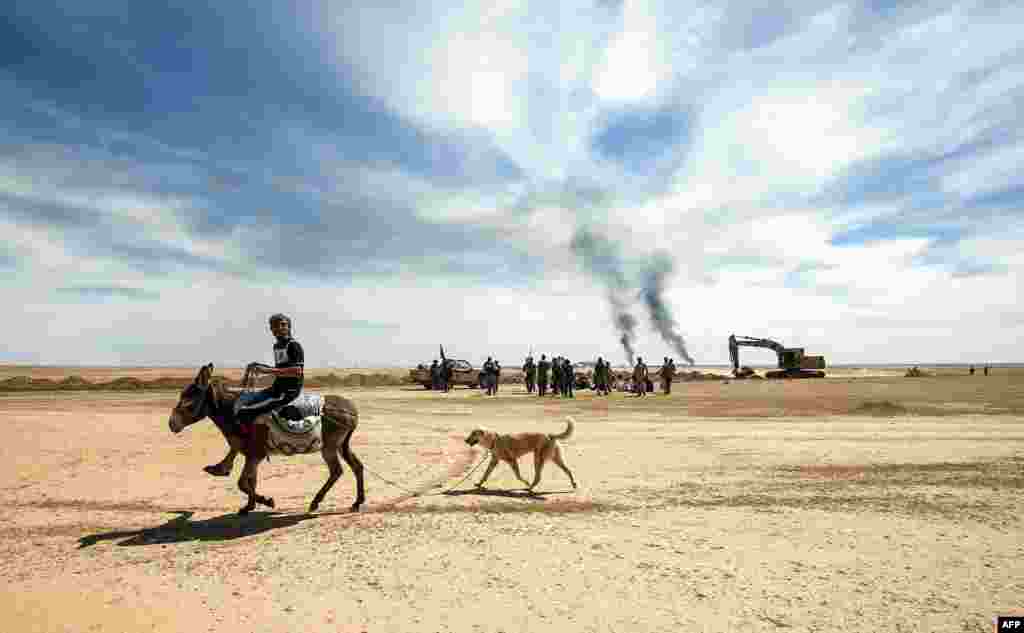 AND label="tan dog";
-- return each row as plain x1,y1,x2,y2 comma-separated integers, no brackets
464,416,577,491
